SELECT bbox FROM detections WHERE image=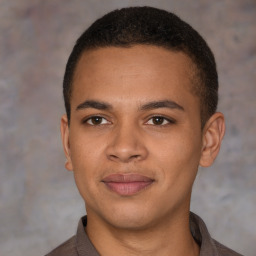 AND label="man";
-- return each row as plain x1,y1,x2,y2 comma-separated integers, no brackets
47,6,242,256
